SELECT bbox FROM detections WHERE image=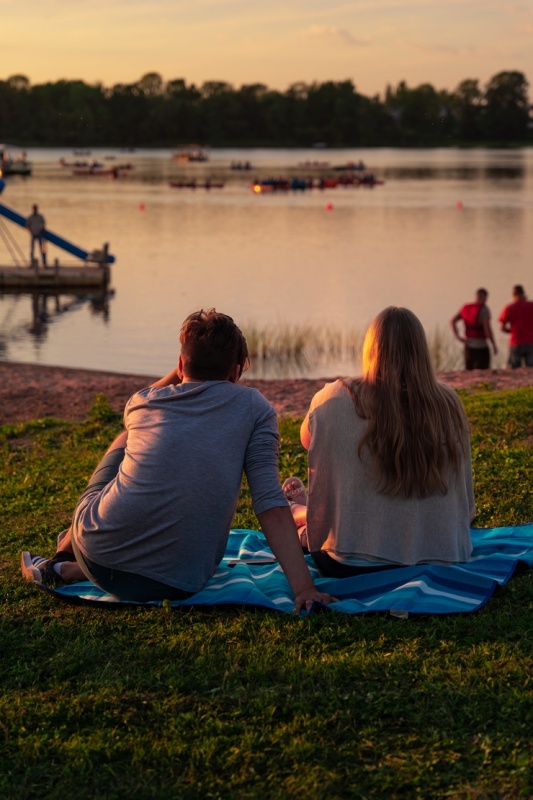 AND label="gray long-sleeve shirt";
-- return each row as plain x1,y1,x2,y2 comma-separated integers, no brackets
73,381,287,592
